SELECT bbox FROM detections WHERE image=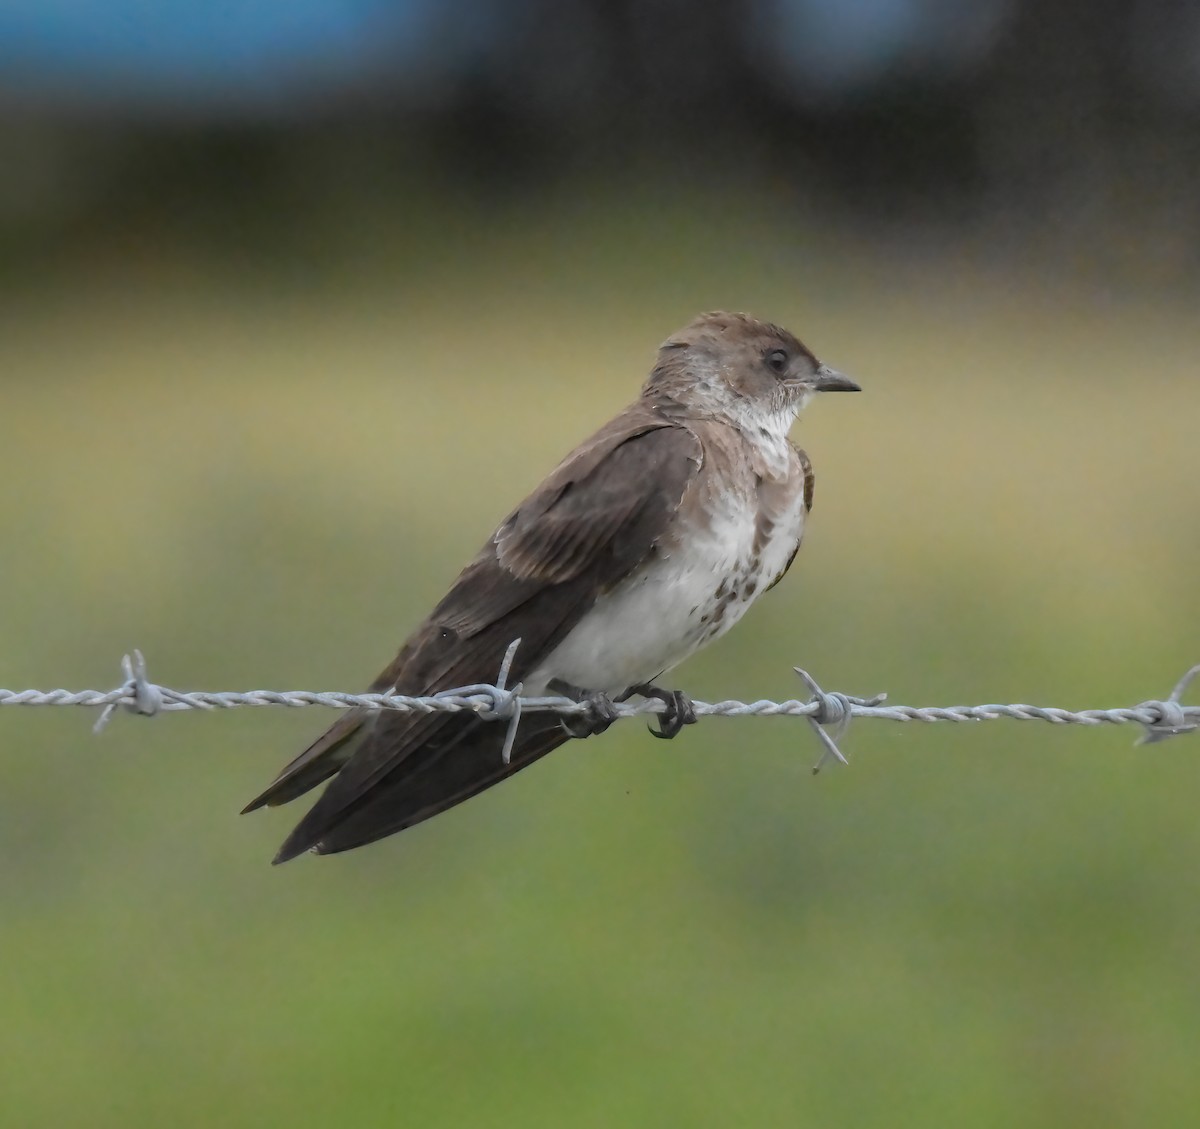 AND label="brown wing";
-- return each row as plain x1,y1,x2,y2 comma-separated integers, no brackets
248,406,702,862
289,712,571,857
